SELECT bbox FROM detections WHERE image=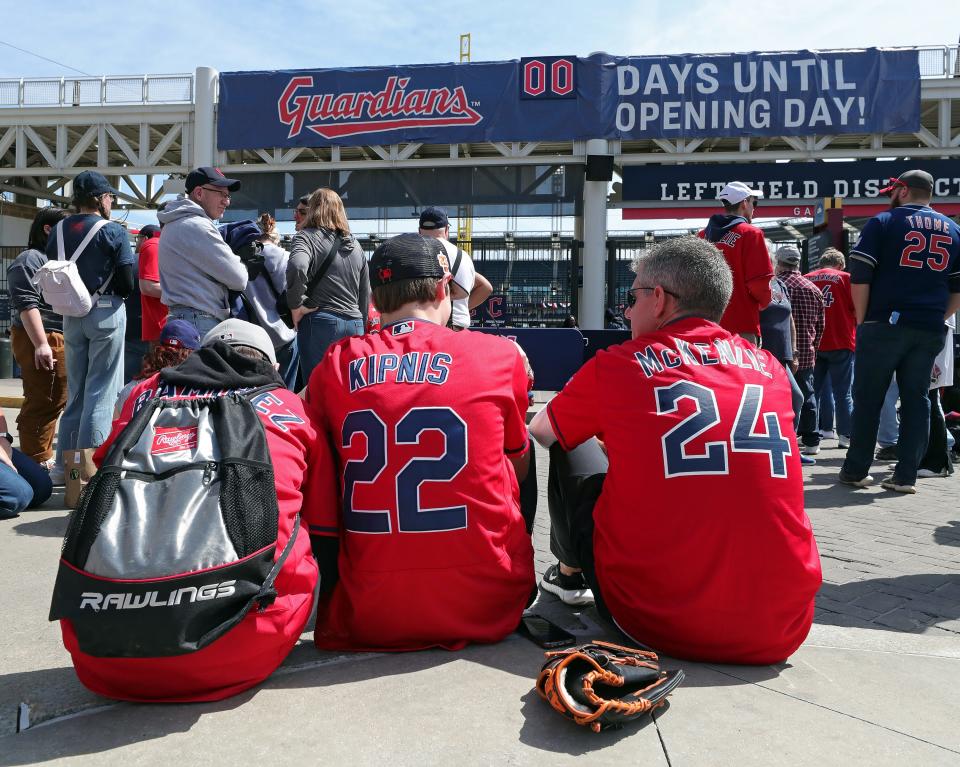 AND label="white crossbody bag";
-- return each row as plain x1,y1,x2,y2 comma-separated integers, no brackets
32,219,112,317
